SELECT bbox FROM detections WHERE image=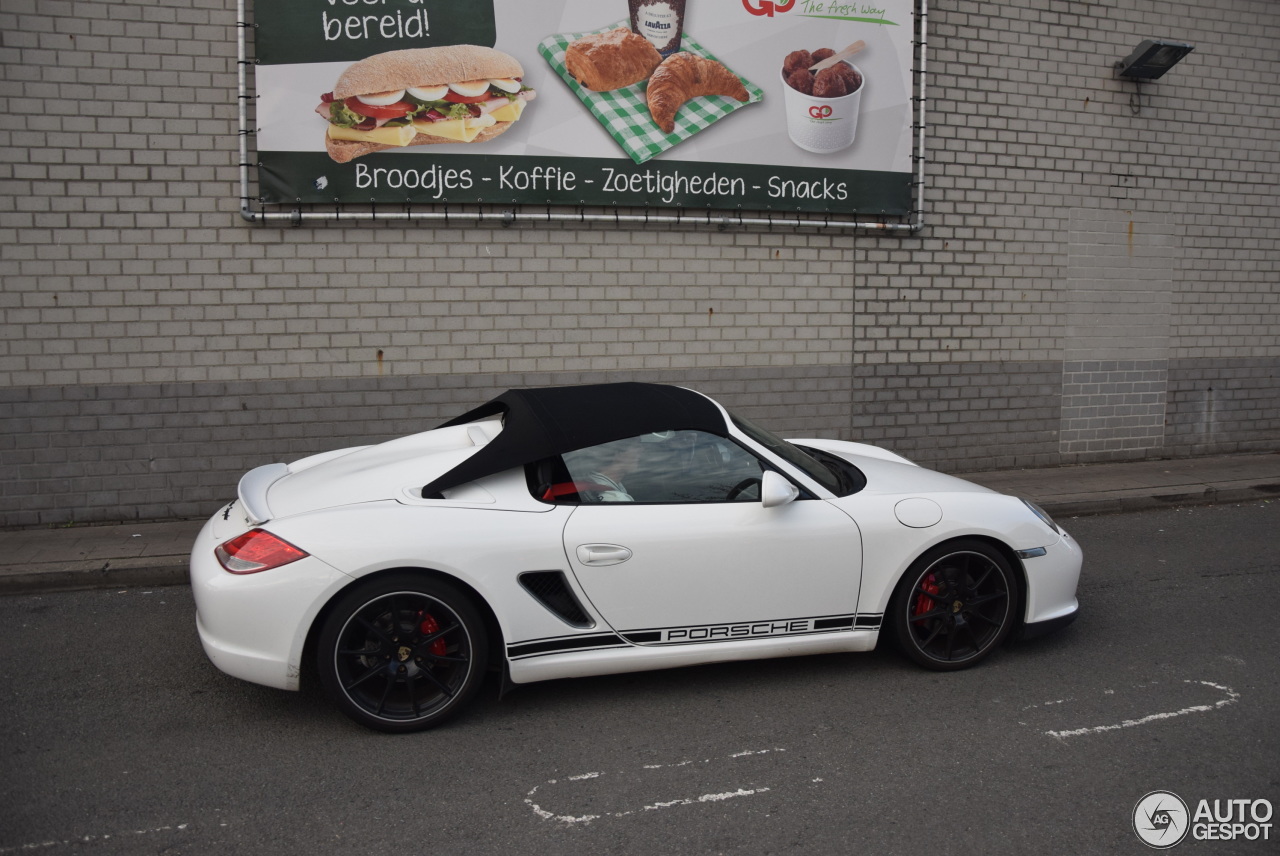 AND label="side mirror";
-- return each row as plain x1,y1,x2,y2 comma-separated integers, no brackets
761,470,800,508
